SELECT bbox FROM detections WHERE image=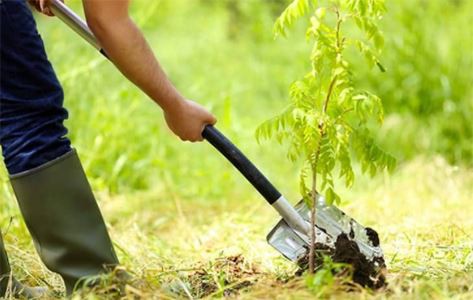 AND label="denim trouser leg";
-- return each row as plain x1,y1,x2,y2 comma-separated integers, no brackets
0,0,71,175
